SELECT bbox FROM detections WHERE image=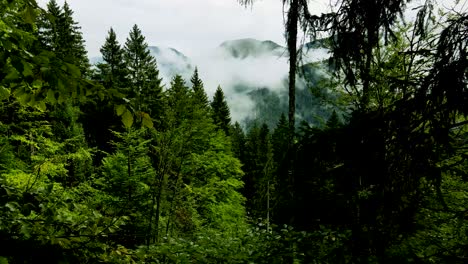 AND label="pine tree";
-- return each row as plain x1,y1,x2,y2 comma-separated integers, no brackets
82,28,128,160
124,24,163,117
243,123,274,221
62,1,89,72
37,0,62,53
211,86,231,135
272,113,289,164
190,67,209,108
326,110,341,129
166,75,192,126
37,0,89,73
230,122,246,161
97,27,128,92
